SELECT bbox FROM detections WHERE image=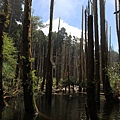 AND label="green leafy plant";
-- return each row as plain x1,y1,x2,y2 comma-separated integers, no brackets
31,70,39,91
108,63,120,95
3,33,17,80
